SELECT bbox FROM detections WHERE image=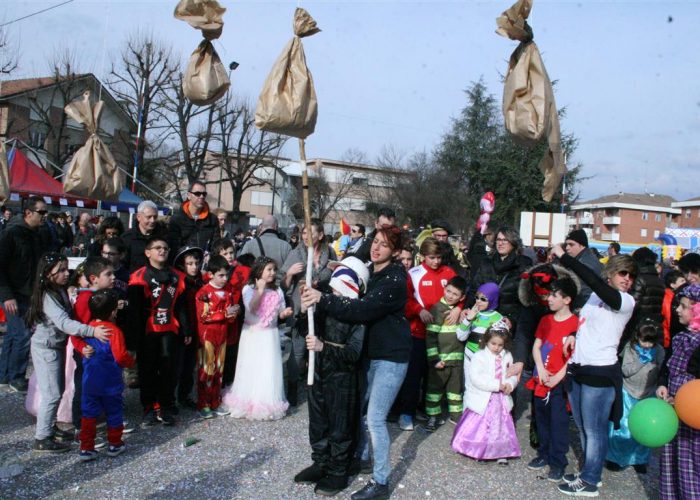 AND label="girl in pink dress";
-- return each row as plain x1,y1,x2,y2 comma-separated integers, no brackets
451,321,521,464
221,257,293,420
